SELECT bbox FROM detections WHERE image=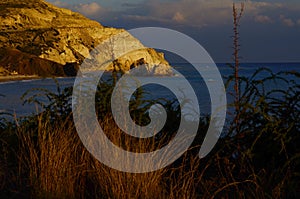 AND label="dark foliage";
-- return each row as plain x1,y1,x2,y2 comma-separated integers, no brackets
0,69,299,198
